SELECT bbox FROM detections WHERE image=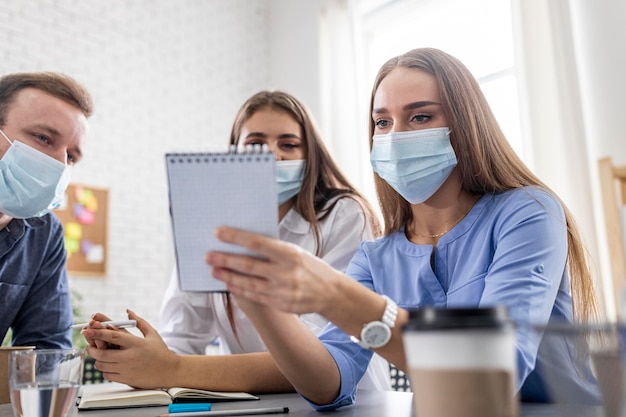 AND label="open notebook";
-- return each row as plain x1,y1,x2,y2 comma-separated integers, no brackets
165,151,278,292
77,382,259,410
